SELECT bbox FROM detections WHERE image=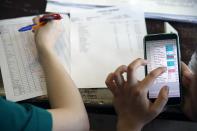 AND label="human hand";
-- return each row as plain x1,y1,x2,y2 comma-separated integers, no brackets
33,15,62,54
181,62,197,121
105,58,169,131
